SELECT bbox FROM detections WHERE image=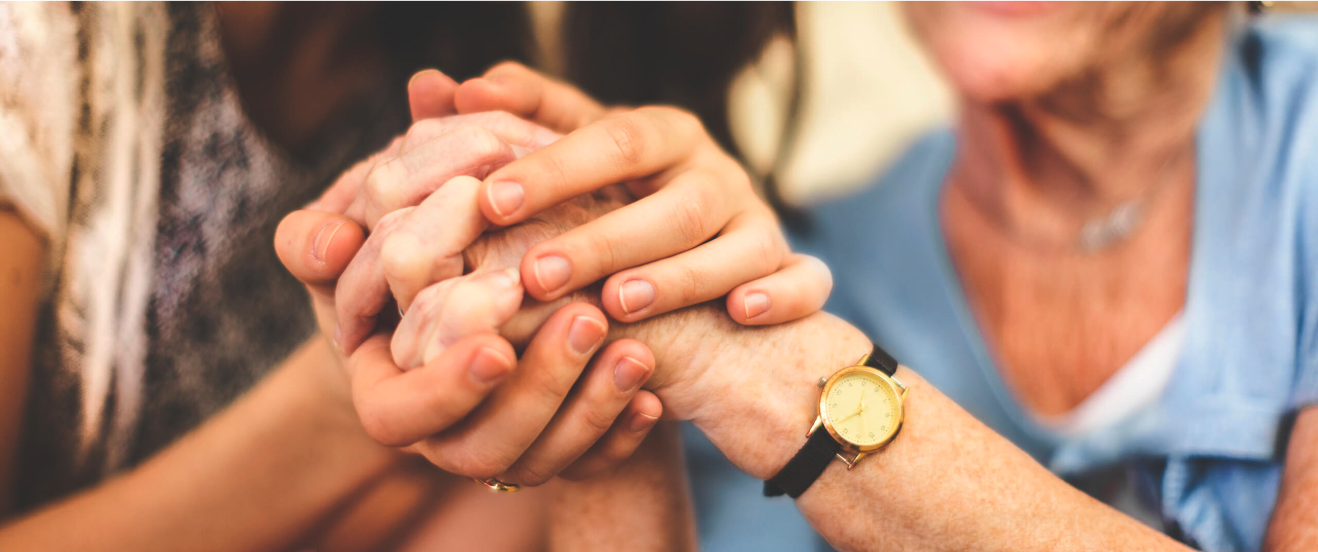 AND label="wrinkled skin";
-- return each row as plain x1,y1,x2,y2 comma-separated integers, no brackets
391,186,633,368
387,179,725,421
